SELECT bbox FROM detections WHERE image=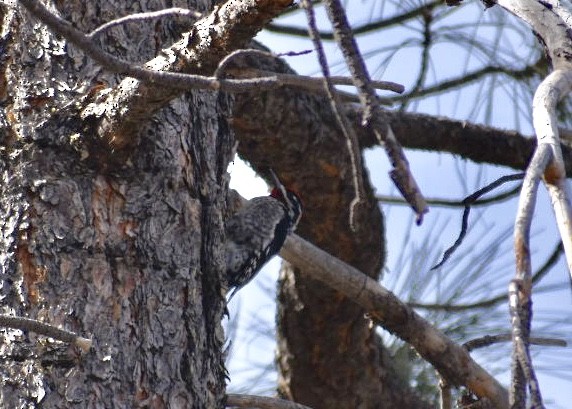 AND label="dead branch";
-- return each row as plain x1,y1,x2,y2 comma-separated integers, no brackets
0,314,92,352
531,70,572,278
322,0,428,223
490,1,572,405
88,8,203,38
